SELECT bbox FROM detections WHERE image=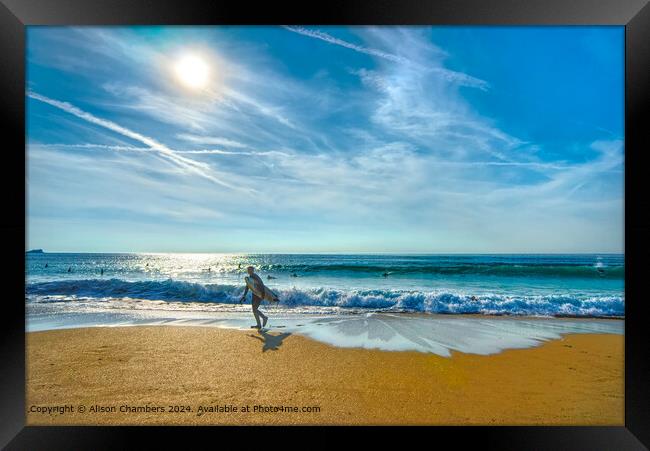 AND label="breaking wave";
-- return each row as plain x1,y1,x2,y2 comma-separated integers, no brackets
26,278,625,317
